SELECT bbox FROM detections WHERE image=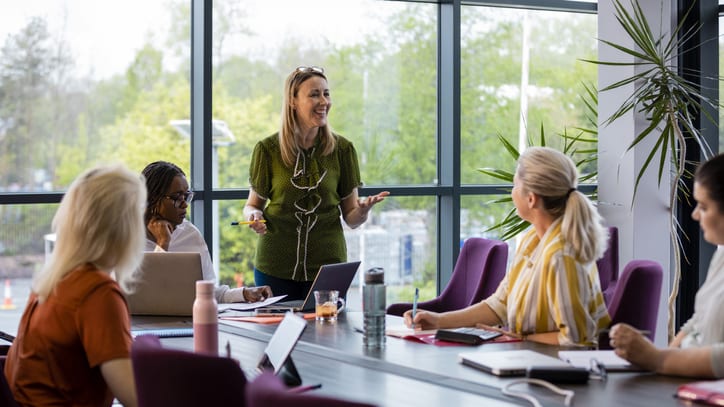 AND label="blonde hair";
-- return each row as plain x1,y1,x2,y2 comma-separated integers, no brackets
516,146,607,263
279,67,336,167
33,164,147,301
